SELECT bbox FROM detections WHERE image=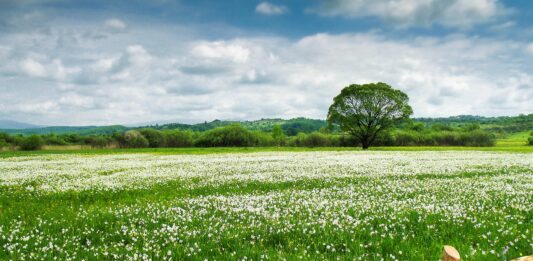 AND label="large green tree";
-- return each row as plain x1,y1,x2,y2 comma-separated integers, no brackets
327,82,413,149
